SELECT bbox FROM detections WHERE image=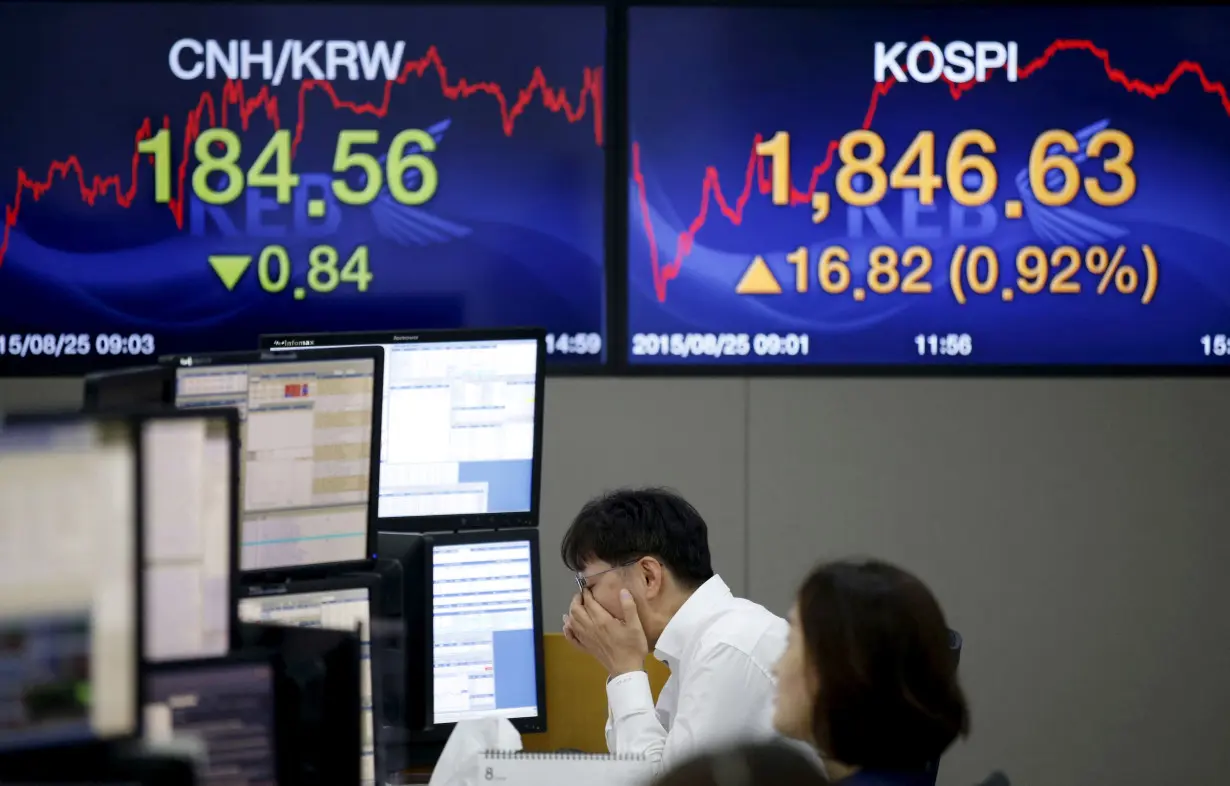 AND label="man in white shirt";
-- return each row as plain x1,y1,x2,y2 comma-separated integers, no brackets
562,488,788,772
